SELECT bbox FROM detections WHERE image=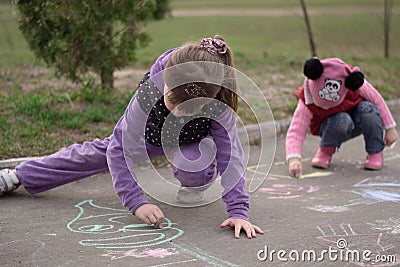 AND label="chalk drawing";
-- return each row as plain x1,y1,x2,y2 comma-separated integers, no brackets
349,189,400,202
384,152,400,162
147,259,198,267
308,204,352,213
67,200,239,267
308,176,400,213
266,171,332,180
317,223,357,241
259,177,320,199
246,162,325,199
369,218,400,235
354,176,400,188
170,242,240,267
316,223,399,266
67,199,184,249
102,248,178,260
